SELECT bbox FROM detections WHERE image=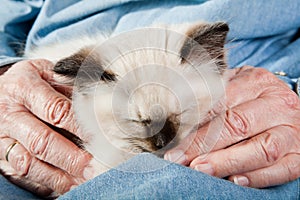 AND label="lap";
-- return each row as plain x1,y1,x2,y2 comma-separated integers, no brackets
1,154,299,199
60,153,300,200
